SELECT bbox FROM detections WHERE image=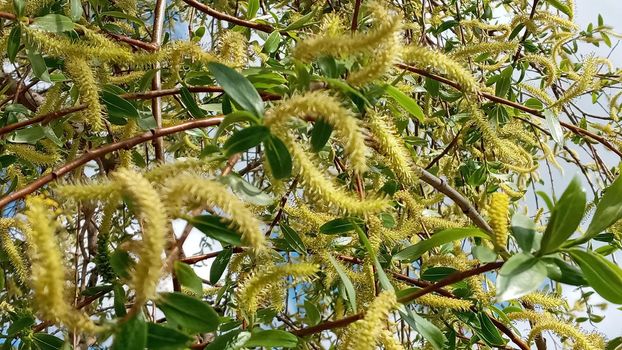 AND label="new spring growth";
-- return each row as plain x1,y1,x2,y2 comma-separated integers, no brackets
265,90,368,174
112,168,168,308
237,263,318,317
488,192,510,253
24,196,99,334
340,290,398,350
0,218,28,284
162,172,265,251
